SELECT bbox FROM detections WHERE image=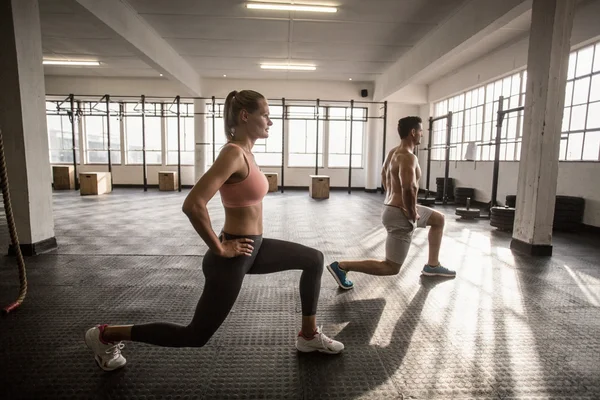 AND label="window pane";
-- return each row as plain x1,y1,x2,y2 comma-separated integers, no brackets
573,77,590,105
559,138,568,160
562,107,571,132
587,102,600,129
582,131,600,160
590,75,600,102
564,81,573,107
566,132,584,160
511,74,521,96
570,105,586,131
594,44,600,72
576,46,594,77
